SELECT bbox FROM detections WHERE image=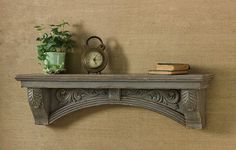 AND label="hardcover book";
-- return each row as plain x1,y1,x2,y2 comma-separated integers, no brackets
148,70,188,75
156,63,190,71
